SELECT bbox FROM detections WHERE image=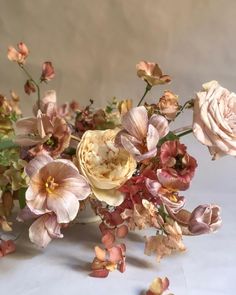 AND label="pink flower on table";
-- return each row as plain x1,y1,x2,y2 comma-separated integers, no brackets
29,213,63,248
157,140,197,191
7,42,29,63
115,106,169,161
41,62,55,82
193,80,236,159
188,204,222,235
25,154,91,223
14,110,71,157
136,61,171,86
